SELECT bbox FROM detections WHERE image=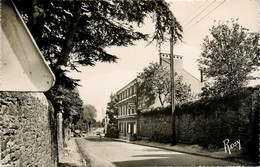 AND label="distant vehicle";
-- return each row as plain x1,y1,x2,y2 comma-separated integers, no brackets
100,132,105,138
82,131,86,137
74,129,81,137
